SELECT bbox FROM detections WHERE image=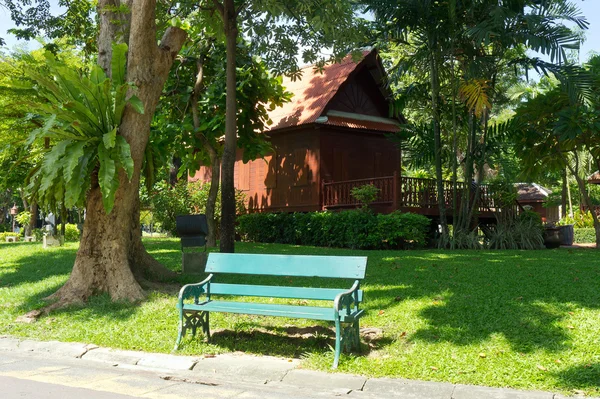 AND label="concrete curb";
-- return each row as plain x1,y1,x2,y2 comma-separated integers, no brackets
0,336,596,398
